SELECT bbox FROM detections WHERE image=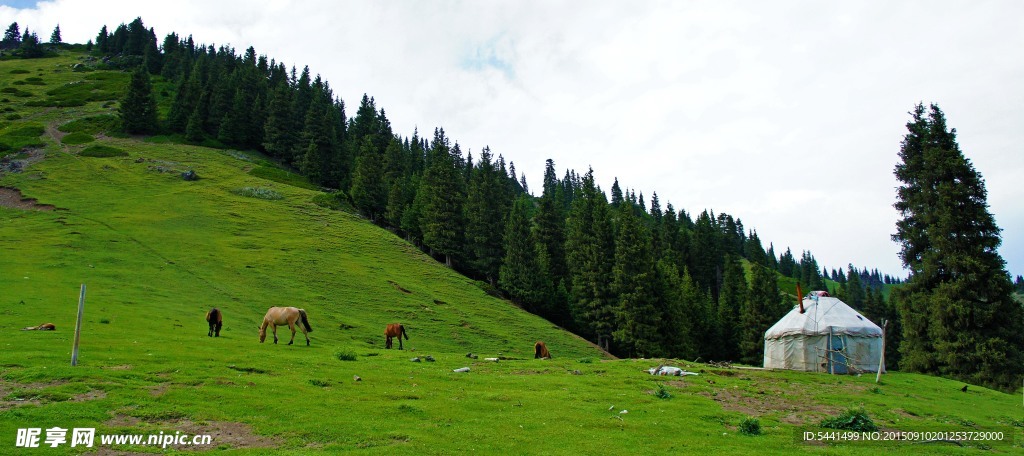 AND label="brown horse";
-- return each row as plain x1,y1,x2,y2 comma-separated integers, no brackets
206,308,222,337
259,307,313,346
535,341,551,359
384,323,408,349
21,323,56,331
